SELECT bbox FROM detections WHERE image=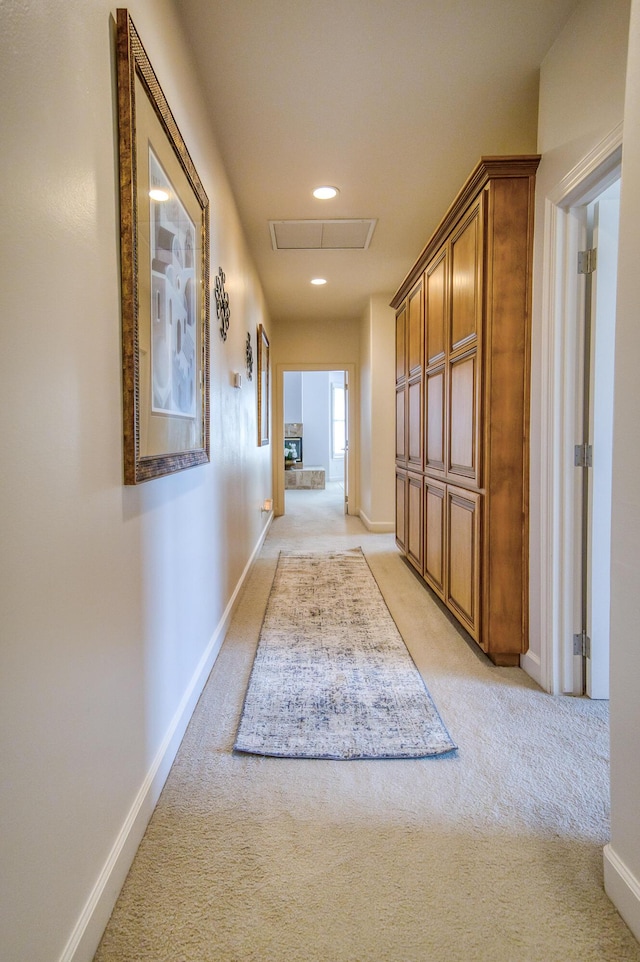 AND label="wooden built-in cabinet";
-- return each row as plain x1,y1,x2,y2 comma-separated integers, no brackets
392,156,540,665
